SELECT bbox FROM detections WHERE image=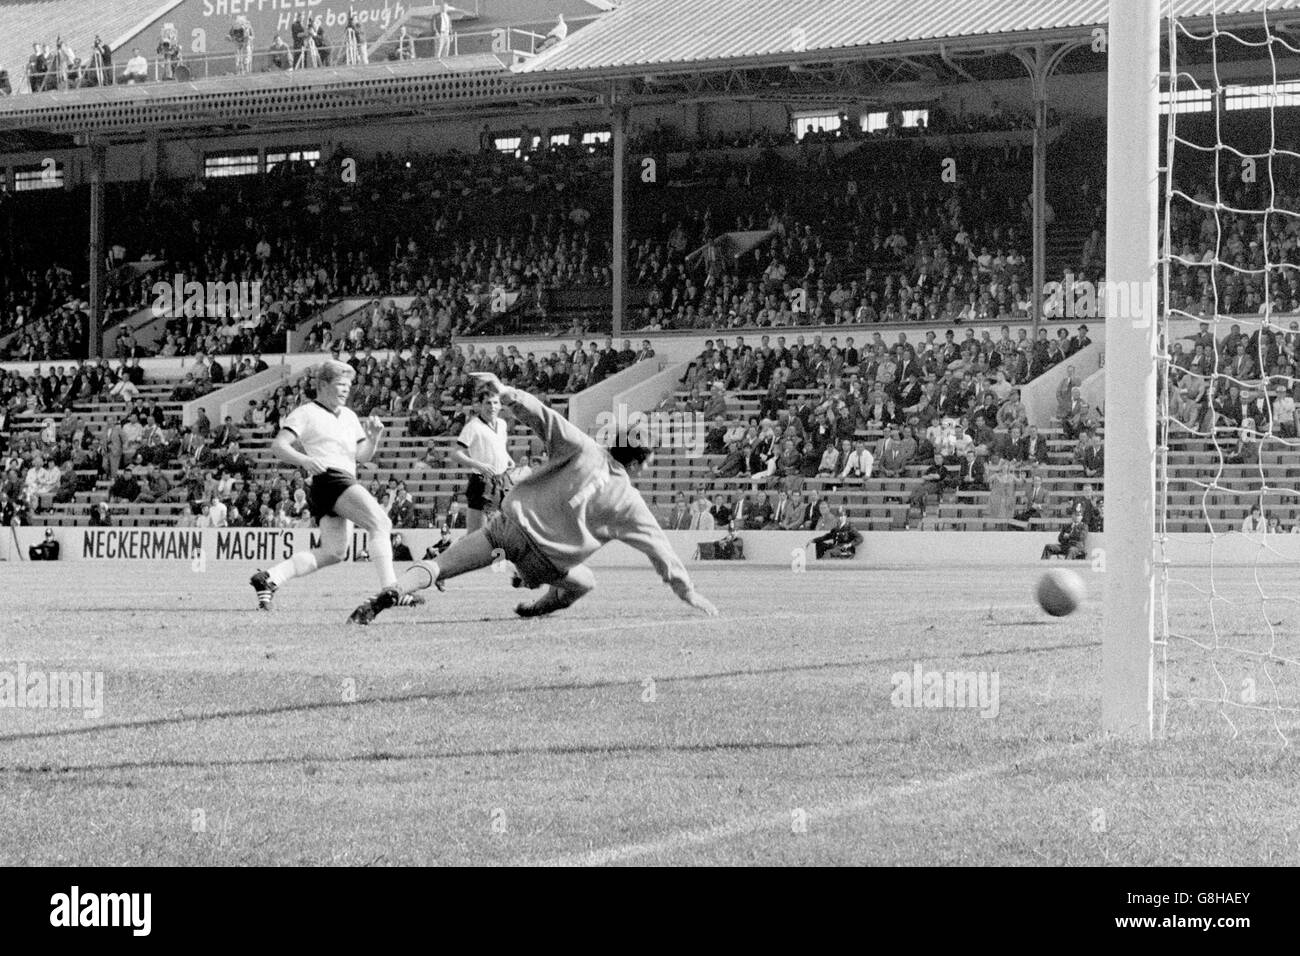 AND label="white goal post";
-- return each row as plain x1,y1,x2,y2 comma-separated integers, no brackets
1102,0,1159,738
